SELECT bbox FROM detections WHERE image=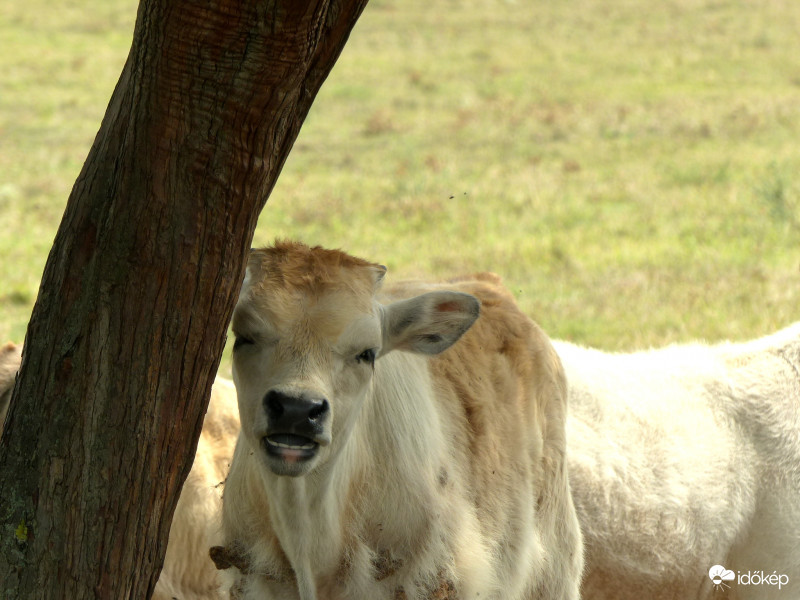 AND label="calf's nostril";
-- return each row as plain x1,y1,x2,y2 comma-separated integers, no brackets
264,391,328,426
308,399,329,422
265,391,285,419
